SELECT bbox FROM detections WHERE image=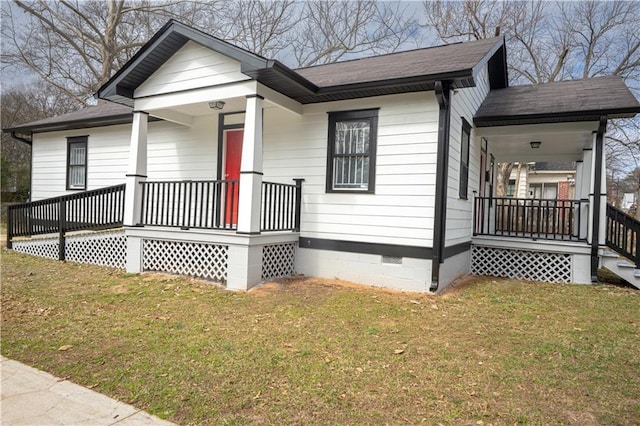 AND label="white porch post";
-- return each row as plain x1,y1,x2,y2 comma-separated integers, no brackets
585,143,595,243
123,111,148,227
597,136,607,245
124,111,148,274
227,95,264,291
237,95,264,234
